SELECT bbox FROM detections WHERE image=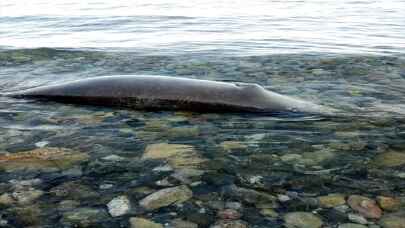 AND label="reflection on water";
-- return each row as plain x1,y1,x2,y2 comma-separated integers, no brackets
1,0,405,54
